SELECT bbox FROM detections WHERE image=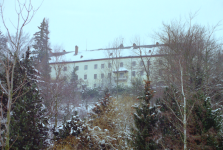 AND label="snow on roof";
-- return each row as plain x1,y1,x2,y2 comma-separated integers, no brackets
49,45,162,64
